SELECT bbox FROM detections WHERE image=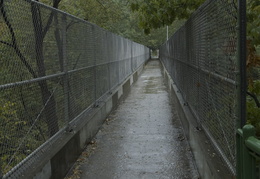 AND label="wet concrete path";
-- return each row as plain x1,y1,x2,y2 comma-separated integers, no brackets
71,59,199,179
